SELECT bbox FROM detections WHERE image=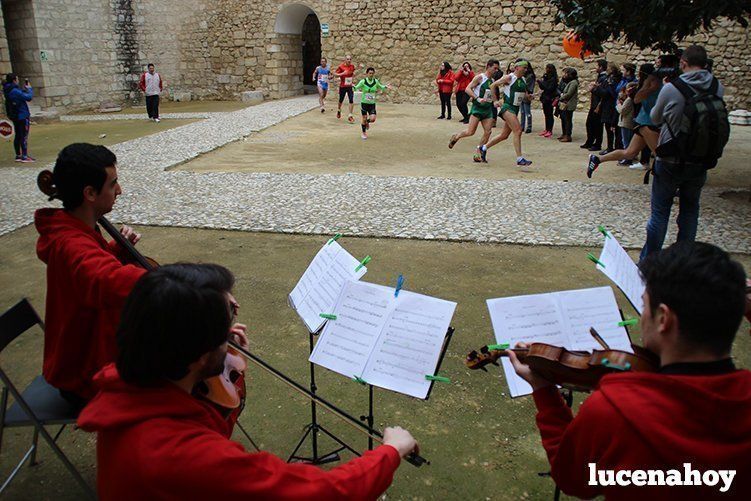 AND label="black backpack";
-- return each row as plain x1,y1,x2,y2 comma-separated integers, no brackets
3,86,18,120
656,77,729,169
